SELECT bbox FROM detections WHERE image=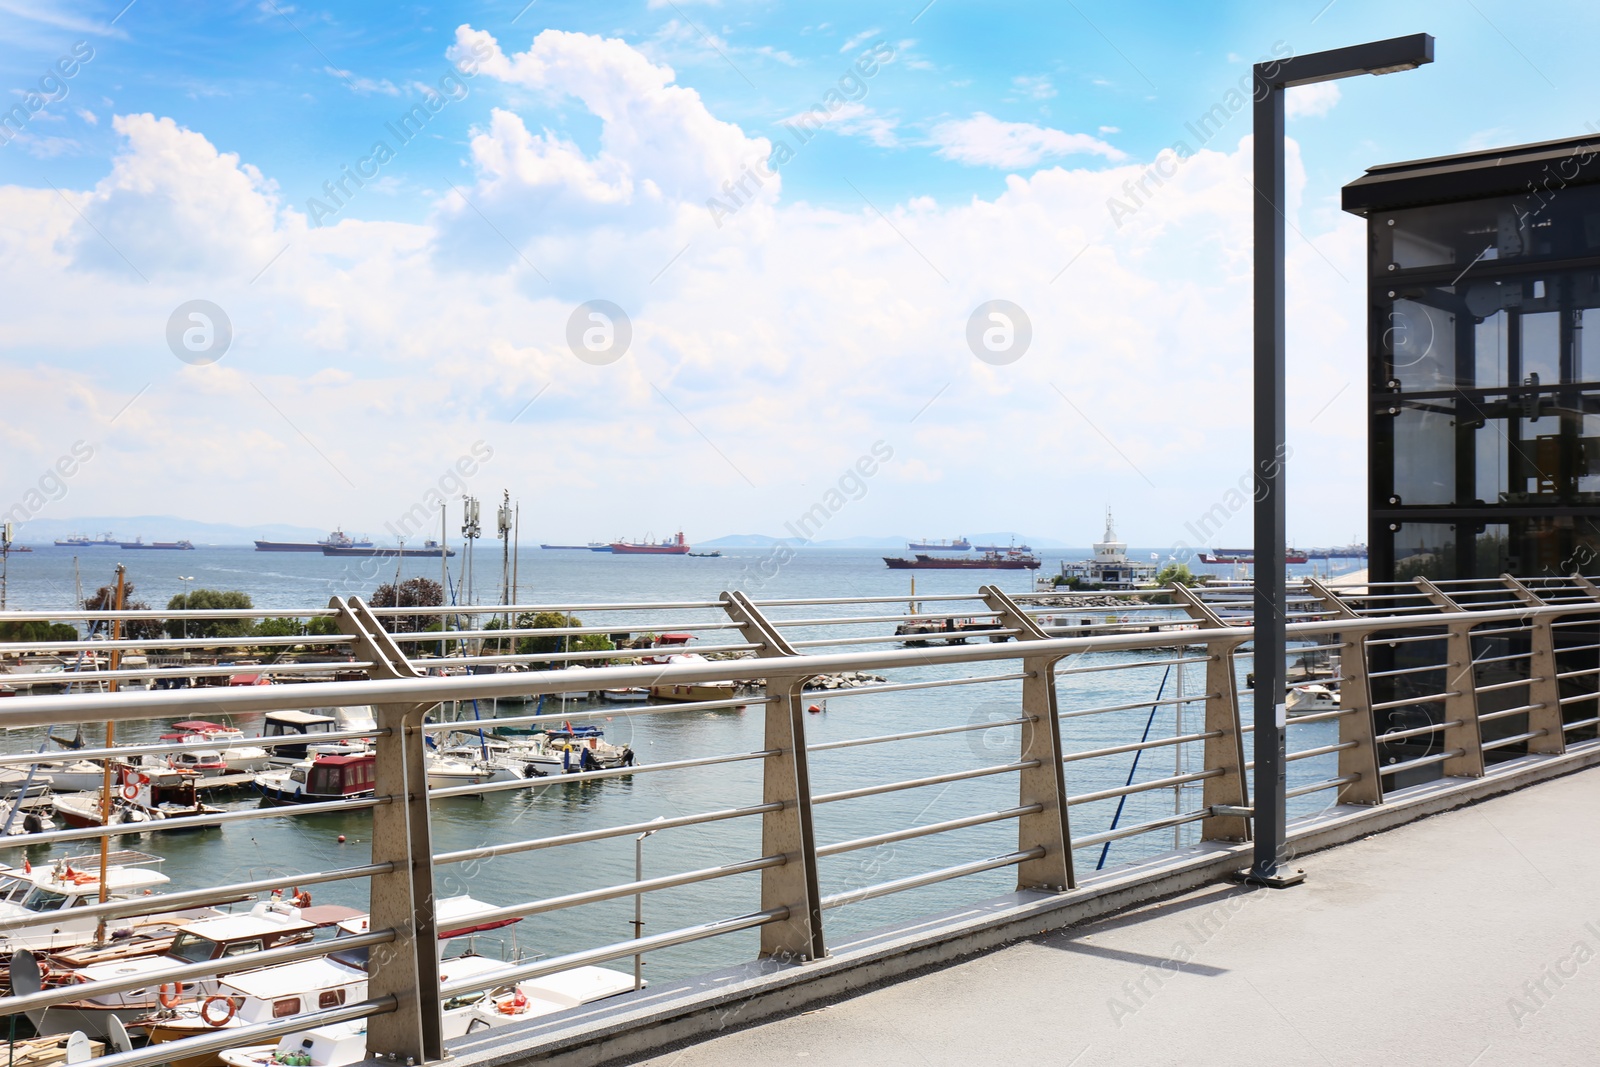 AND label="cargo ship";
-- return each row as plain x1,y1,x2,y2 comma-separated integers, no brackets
117,538,195,550
907,537,970,551
53,533,118,548
973,540,1032,552
321,540,455,558
1198,548,1311,565
610,532,691,555
884,551,1040,570
254,529,373,552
